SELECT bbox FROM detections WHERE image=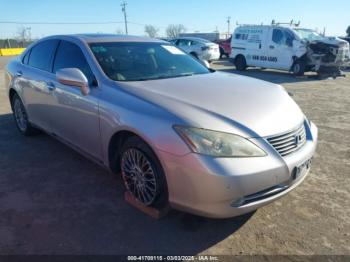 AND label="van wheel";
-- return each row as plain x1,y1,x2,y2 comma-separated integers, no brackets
292,60,306,76
119,136,168,208
11,93,39,136
235,55,247,71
